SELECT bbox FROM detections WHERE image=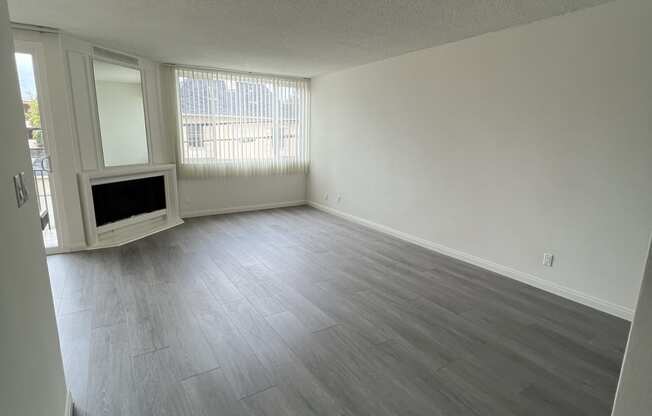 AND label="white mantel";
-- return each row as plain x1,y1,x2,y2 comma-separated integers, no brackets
78,164,182,248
